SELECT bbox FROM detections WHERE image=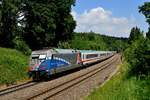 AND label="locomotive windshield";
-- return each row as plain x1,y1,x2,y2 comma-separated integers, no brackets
30,54,46,66
39,54,46,62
